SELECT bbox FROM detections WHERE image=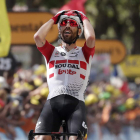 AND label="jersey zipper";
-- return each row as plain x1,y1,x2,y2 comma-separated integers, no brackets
65,58,68,86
